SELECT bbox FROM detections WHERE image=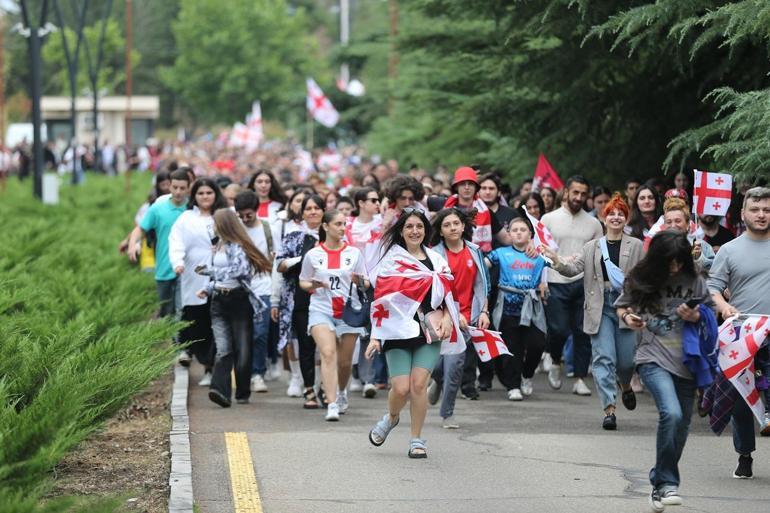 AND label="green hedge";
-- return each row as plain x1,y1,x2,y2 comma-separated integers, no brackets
0,175,179,512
